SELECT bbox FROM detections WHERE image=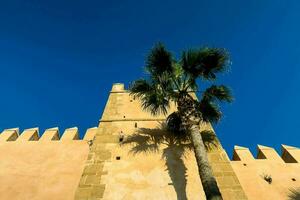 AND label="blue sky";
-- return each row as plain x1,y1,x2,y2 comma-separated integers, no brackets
0,0,299,157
